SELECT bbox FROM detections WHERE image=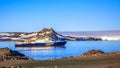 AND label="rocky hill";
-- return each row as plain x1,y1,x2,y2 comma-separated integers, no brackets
35,28,59,41
0,47,31,61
